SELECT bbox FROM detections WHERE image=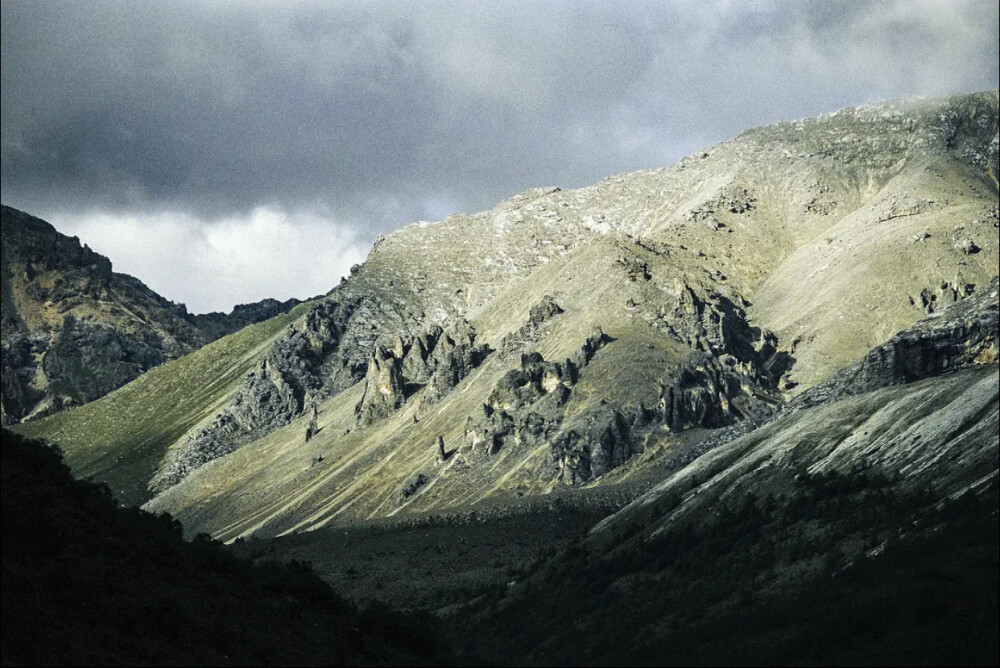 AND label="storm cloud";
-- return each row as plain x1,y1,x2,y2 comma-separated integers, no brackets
2,0,997,312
